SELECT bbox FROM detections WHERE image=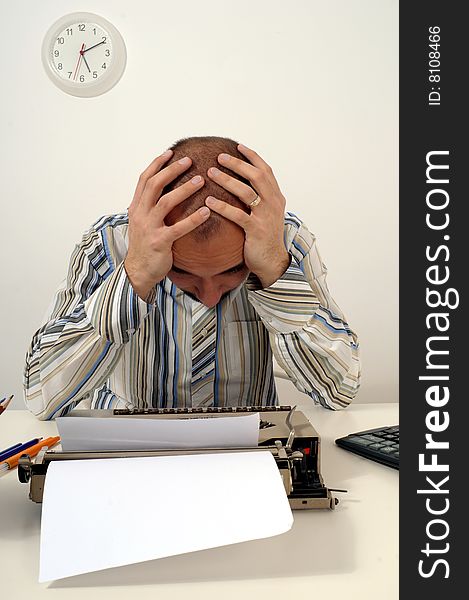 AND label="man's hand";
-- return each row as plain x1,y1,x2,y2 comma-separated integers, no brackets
205,144,290,288
124,150,209,300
